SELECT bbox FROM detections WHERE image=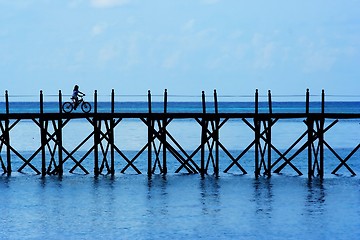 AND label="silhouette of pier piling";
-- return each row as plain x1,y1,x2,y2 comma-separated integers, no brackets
0,89,359,178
